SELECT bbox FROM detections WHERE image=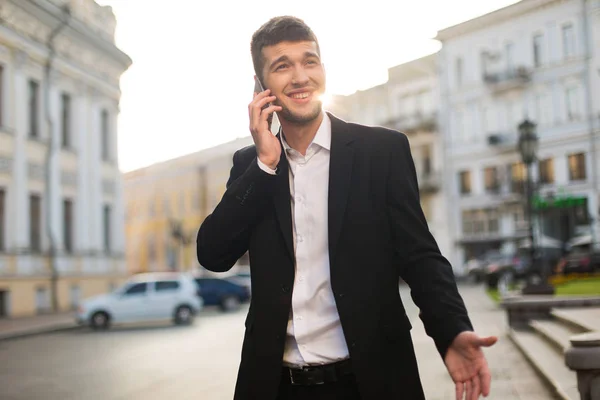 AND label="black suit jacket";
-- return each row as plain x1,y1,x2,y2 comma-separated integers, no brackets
196,113,473,400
